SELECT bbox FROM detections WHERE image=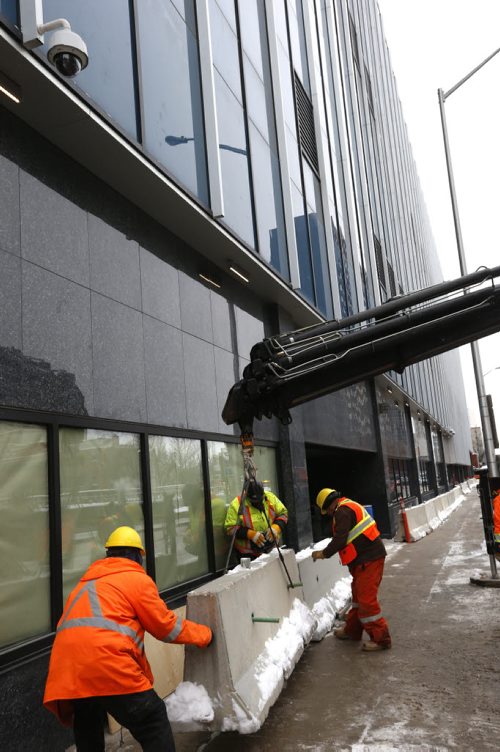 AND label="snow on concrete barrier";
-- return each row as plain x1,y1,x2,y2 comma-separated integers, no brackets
177,548,314,733
295,544,351,641
167,545,350,733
